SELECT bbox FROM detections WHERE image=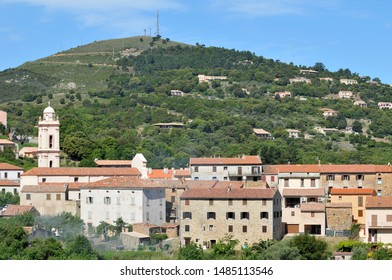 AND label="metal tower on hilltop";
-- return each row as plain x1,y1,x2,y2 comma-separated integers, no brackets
156,10,160,36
